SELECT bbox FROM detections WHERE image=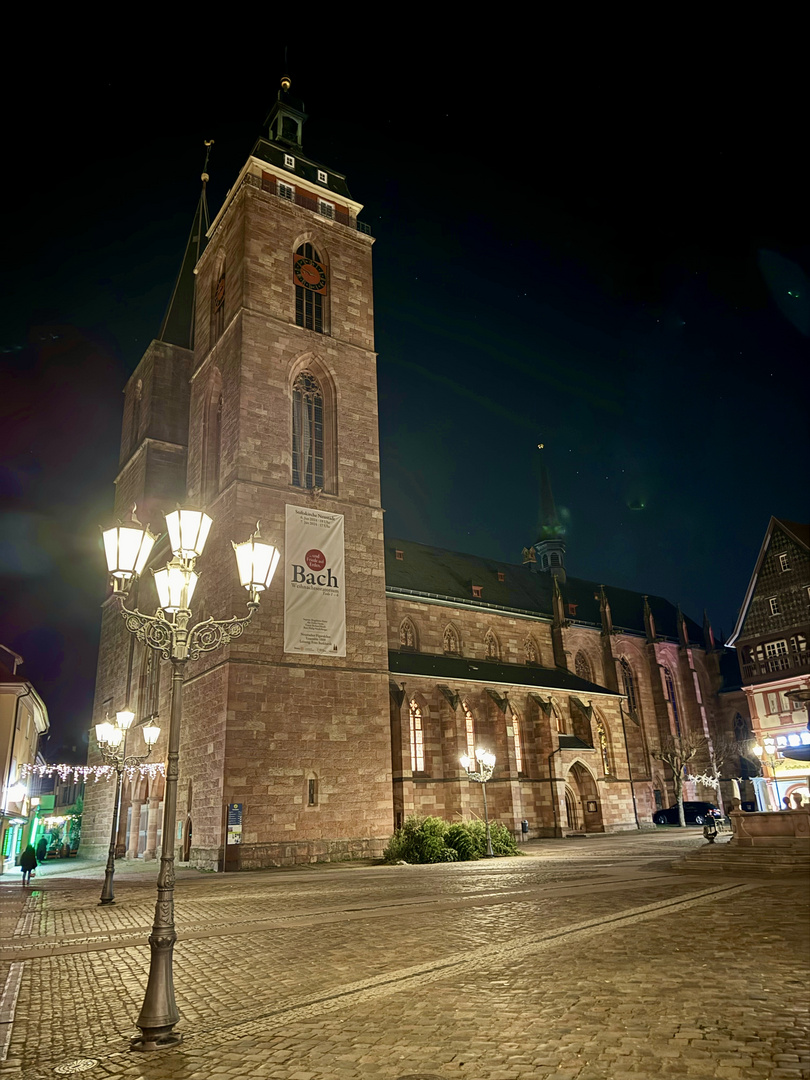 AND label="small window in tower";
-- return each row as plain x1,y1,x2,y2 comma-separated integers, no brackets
318,199,335,220
472,585,483,598
778,553,790,571
568,602,578,617
278,181,294,201
318,169,328,184
497,572,505,582
308,778,317,806
284,153,295,169
395,550,404,560
768,596,780,616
